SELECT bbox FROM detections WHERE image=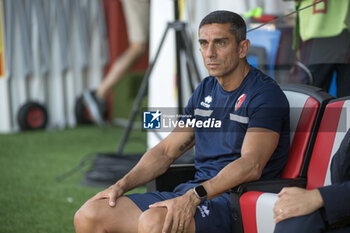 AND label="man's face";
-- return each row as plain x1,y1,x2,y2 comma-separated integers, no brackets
198,23,243,79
